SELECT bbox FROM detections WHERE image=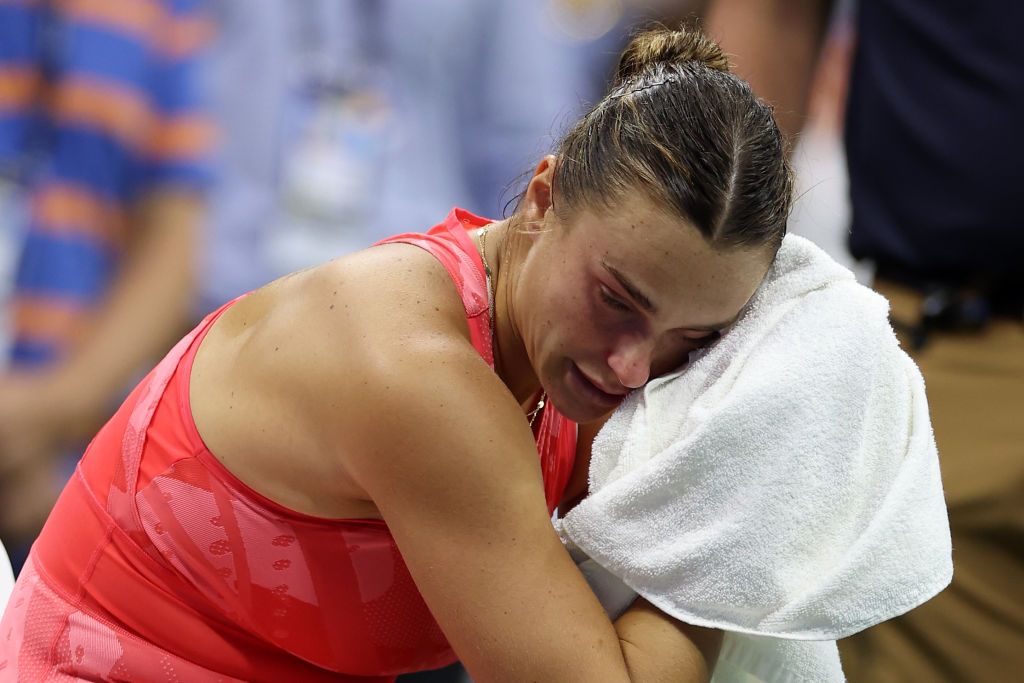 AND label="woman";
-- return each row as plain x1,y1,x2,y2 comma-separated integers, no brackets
0,27,791,681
